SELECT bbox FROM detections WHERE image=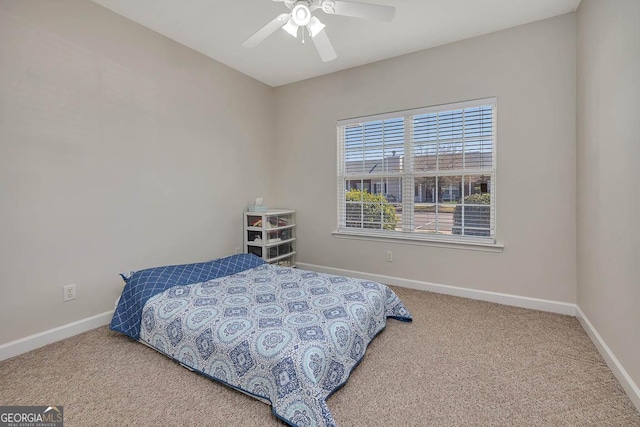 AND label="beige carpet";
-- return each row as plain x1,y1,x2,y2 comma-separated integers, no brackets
1,286,639,426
